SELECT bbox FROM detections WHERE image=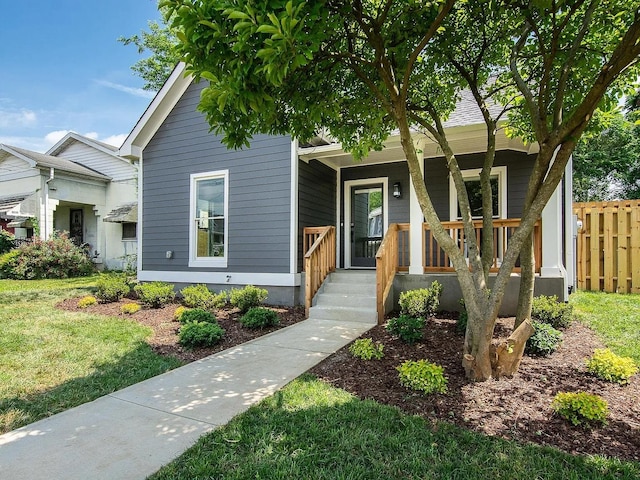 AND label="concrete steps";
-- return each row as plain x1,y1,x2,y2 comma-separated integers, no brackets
308,270,377,324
